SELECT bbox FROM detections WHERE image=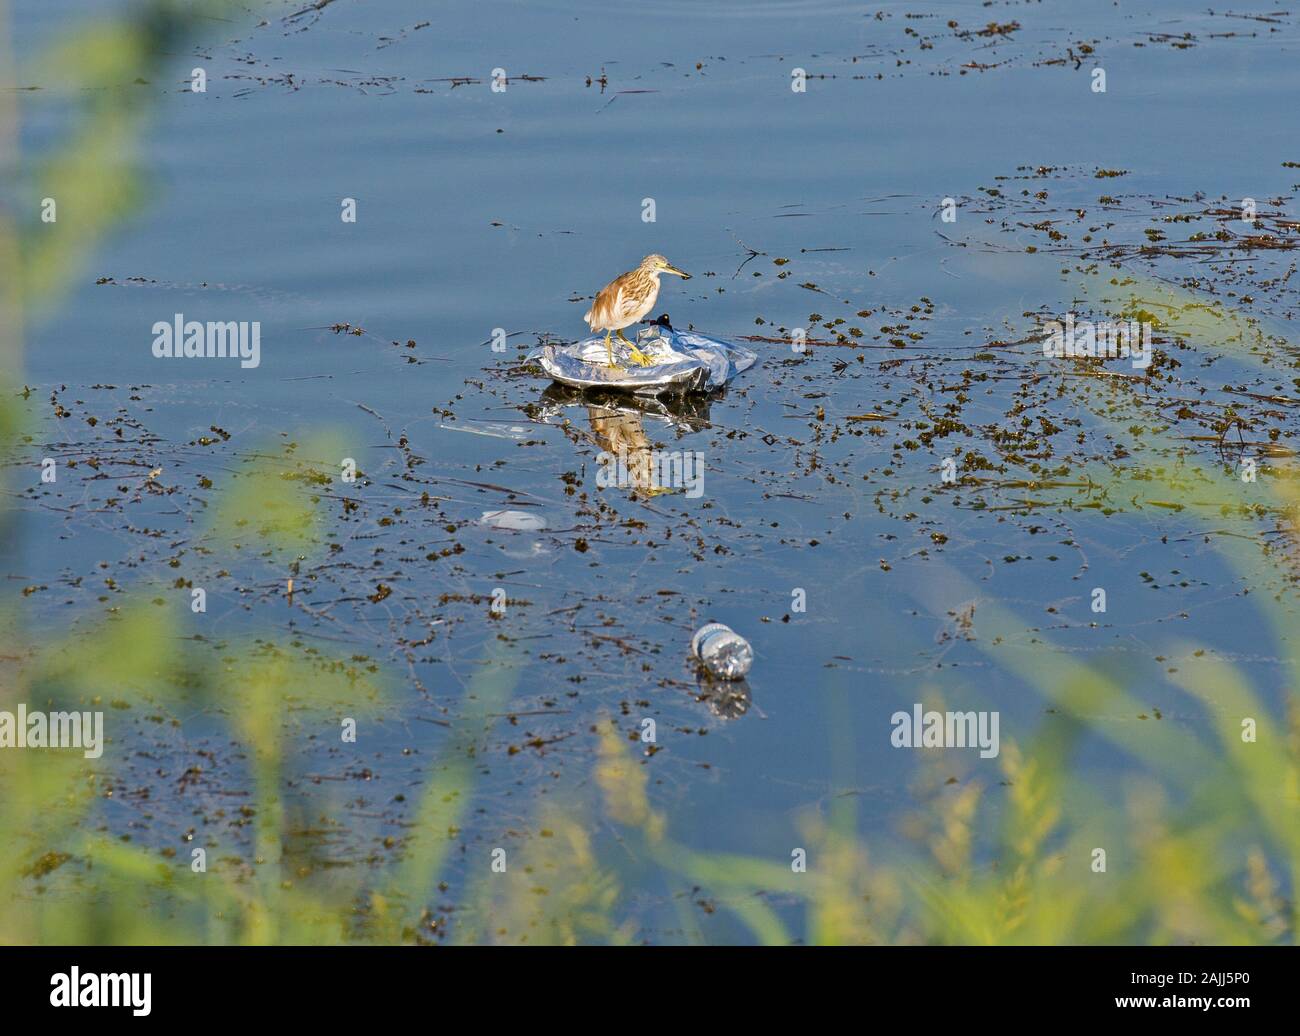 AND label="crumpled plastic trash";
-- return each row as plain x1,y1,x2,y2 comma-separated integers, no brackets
440,422,532,441
479,509,547,532
532,323,757,394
